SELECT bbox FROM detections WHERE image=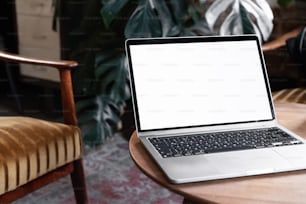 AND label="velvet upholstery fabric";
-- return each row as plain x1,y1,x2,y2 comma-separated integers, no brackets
273,88,306,104
0,117,81,195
